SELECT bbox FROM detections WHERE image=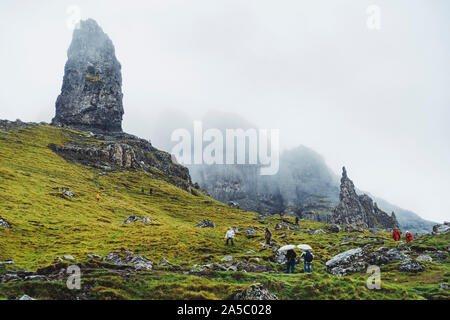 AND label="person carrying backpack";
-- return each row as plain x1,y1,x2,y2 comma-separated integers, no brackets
405,231,413,243
285,249,297,274
300,250,314,273
264,228,272,245
392,229,401,241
